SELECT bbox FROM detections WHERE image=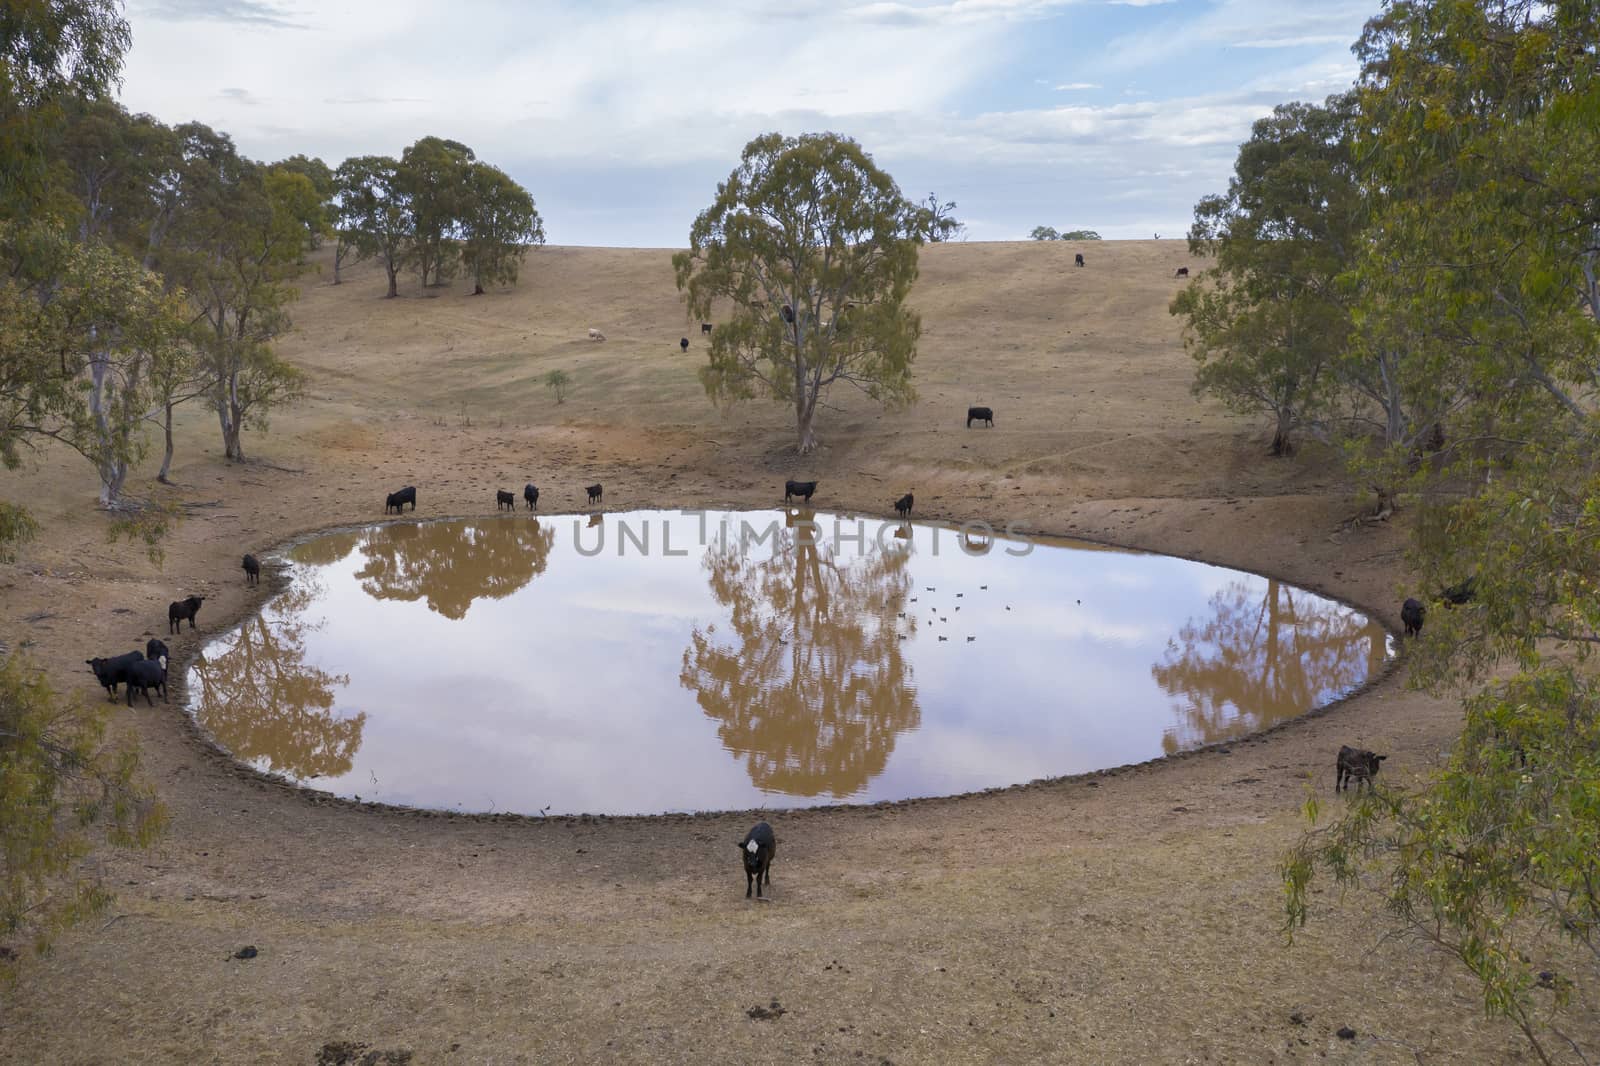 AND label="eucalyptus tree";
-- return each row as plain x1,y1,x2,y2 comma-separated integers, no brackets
459,162,544,294
674,132,929,454
269,154,335,250
1172,95,1363,457
335,155,410,297
399,135,474,287
155,125,304,461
